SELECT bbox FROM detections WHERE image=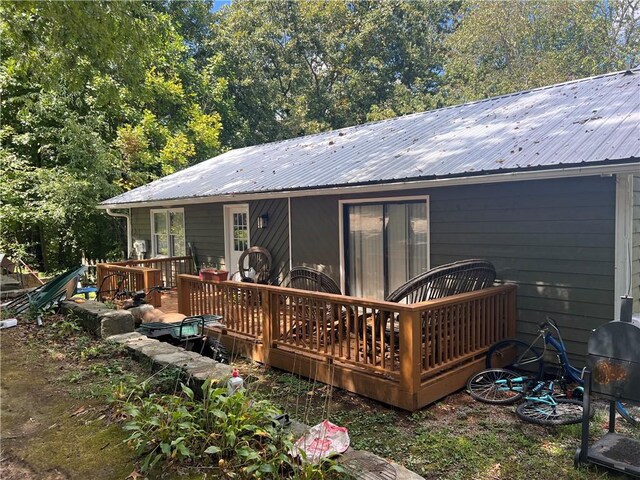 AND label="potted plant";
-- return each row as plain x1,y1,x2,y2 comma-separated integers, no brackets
199,265,229,282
